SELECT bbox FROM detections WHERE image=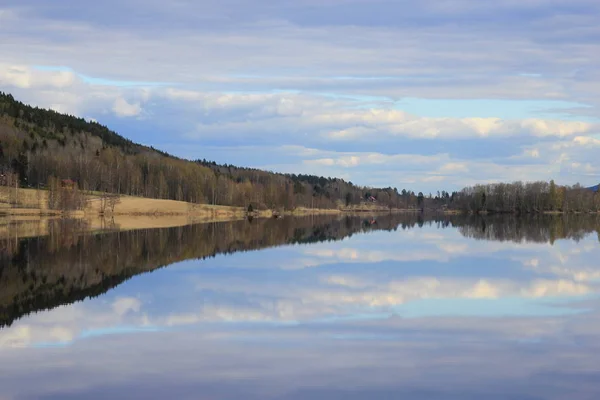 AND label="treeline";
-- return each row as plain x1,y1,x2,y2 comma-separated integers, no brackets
199,158,461,210
454,181,600,214
0,91,442,211
1,92,598,213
